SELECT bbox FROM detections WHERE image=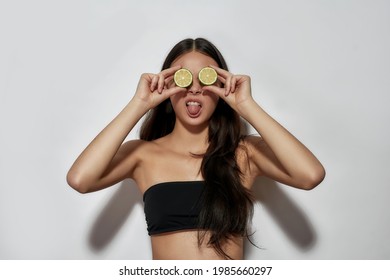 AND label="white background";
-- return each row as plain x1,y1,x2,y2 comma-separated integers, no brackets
1,0,389,259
